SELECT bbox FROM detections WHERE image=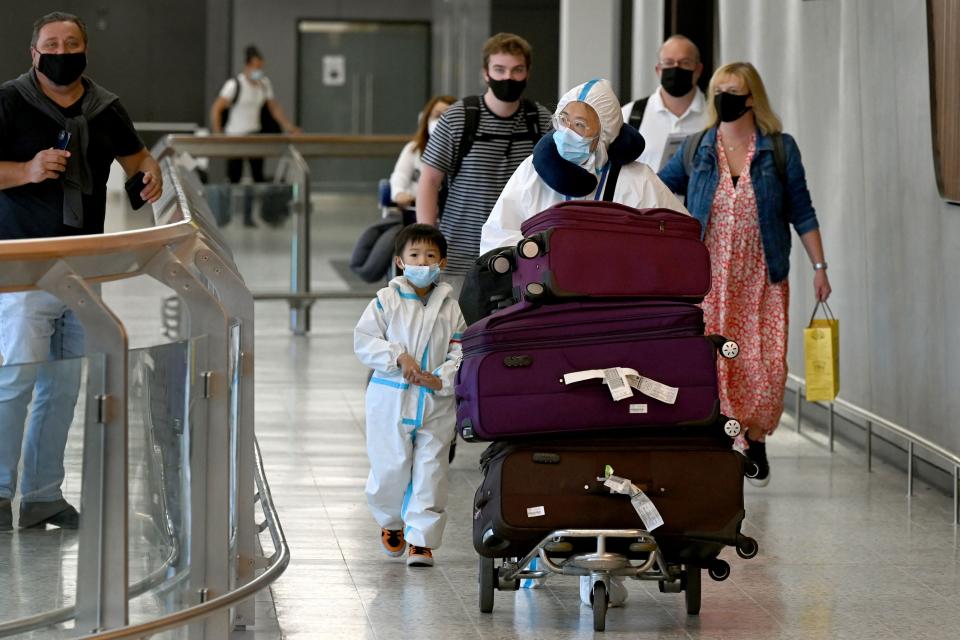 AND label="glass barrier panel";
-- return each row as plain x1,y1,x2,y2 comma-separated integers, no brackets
0,353,103,639
125,338,204,634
